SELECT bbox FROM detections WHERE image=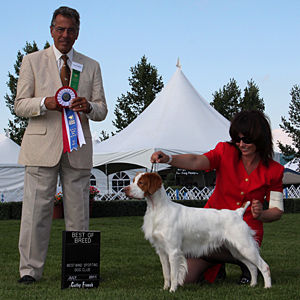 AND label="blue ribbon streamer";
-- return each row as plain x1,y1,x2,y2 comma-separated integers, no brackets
65,108,78,151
